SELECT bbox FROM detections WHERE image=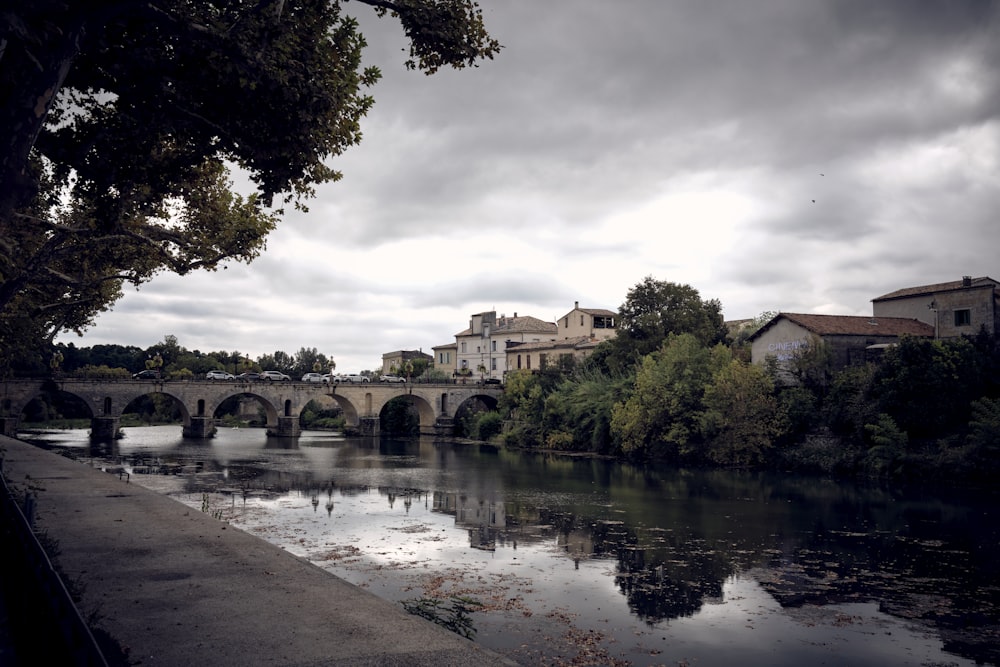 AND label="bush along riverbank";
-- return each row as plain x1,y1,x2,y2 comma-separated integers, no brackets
469,330,1000,486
